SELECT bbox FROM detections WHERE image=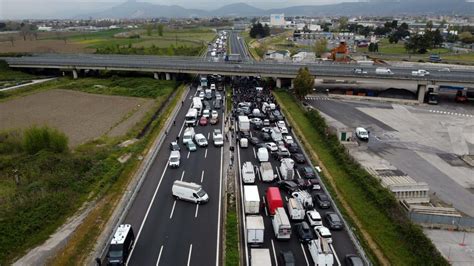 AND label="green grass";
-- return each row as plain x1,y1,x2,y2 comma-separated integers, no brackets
443,53,474,62
0,76,177,264
0,60,36,82
359,38,450,55
274,90,448,266
225,194,239,266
